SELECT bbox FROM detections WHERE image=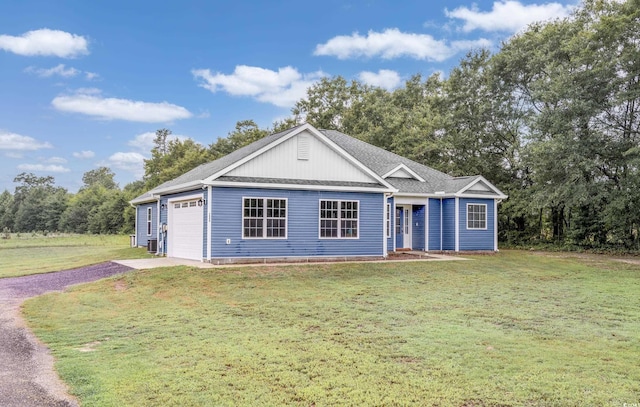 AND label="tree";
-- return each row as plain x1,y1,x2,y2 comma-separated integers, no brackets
82,166,118,190
209,120,271,159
